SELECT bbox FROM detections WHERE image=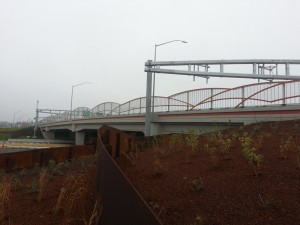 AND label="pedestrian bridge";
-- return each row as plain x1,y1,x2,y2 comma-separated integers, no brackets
39,80,300,145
